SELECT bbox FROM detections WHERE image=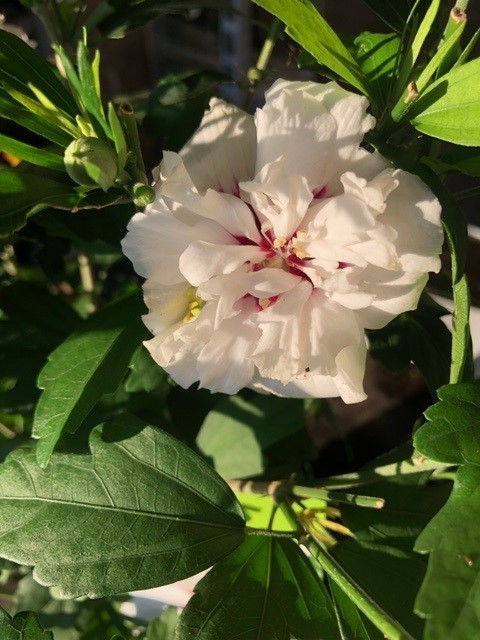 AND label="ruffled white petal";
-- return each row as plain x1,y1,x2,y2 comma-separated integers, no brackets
180,98,256,194
255,80,375,193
